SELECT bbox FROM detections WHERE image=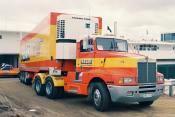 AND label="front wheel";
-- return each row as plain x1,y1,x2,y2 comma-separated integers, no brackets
91,82,111,111
139,101,154,107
